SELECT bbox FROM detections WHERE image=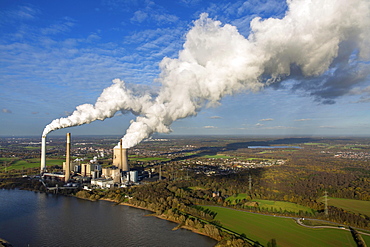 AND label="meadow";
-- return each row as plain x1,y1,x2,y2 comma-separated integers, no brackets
203,206,358,247
0,158,64,170
319,197,370,217
226,194,315,214
128,156,170,162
